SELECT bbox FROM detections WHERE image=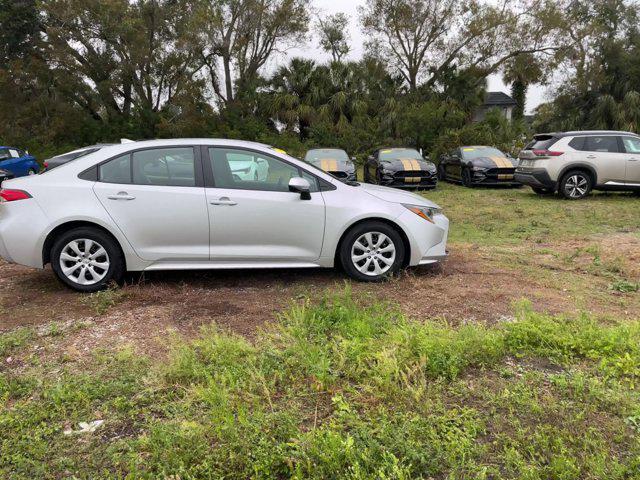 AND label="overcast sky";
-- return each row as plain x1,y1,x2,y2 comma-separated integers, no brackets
283,0,547,114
